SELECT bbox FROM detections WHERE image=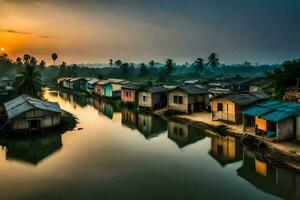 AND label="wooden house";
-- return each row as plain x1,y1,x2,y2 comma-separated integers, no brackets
0,76,13,87
121,82,145,104
86,78,99,92
4,95,61,131
70,77,87,90
101,79,128,98
211,91,270,123
168,85,208,114
242,100,300,141
138,85,169,111
94,80,106,96
62,77,72,89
